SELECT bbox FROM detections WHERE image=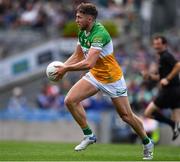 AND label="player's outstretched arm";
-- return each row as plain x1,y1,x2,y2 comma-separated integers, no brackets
64,45,84,66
